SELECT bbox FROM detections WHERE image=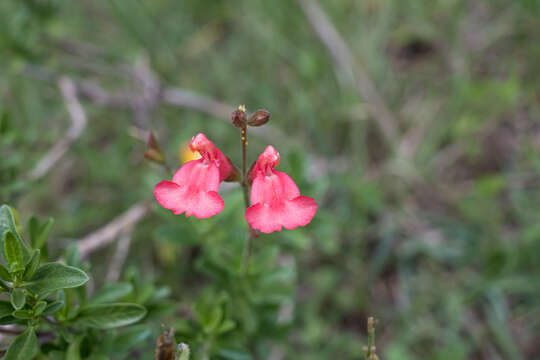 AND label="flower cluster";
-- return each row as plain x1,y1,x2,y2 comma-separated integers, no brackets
154,133,317,233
